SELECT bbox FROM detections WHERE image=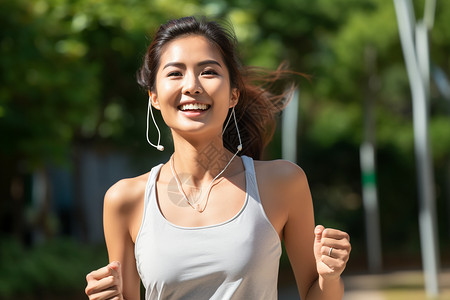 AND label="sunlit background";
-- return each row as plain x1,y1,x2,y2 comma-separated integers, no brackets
1,0,449,299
